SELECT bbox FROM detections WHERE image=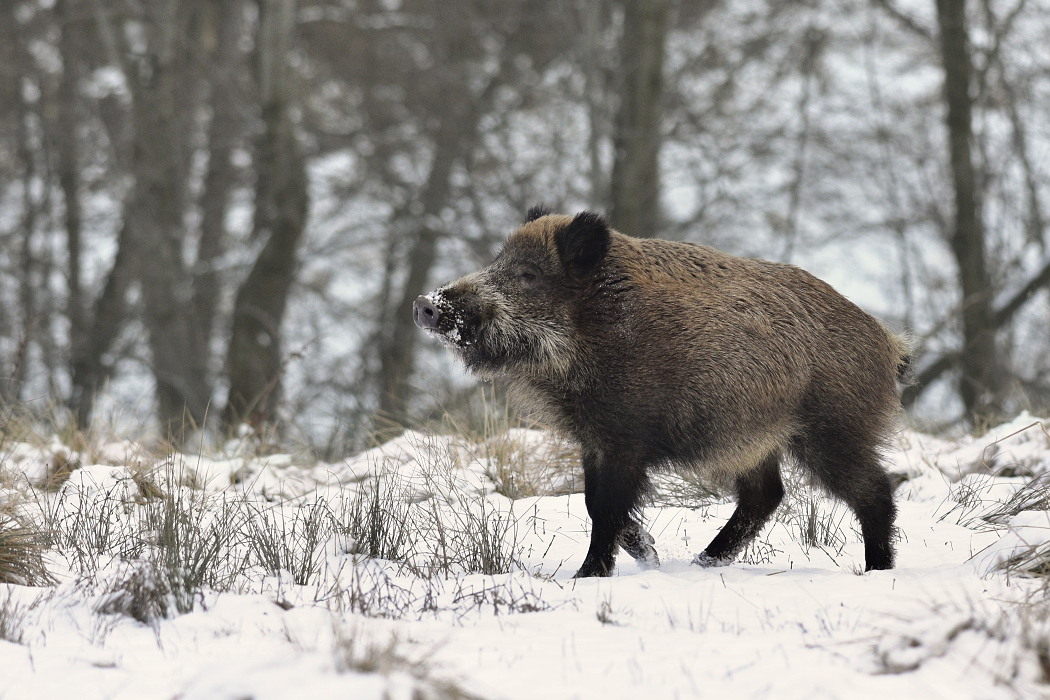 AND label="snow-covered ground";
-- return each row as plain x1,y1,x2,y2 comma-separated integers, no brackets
3,414,1050,699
